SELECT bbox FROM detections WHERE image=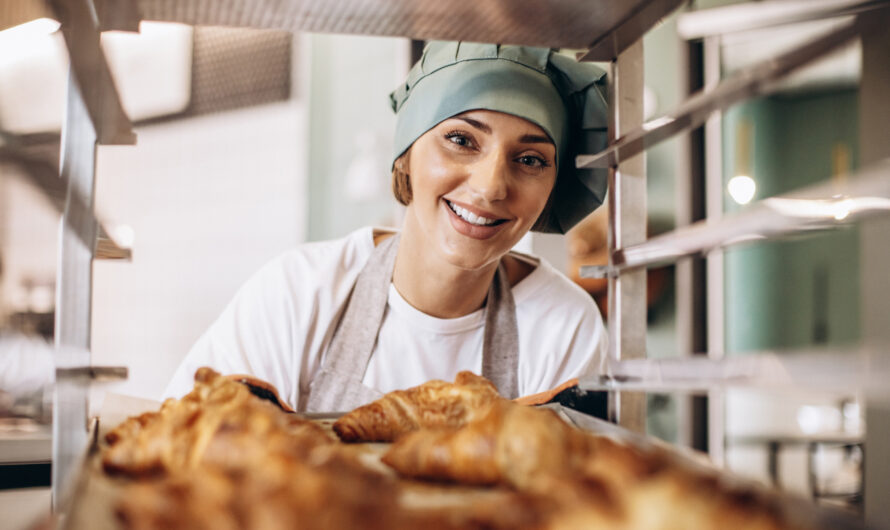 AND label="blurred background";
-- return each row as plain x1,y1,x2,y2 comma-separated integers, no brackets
0,0,877,526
